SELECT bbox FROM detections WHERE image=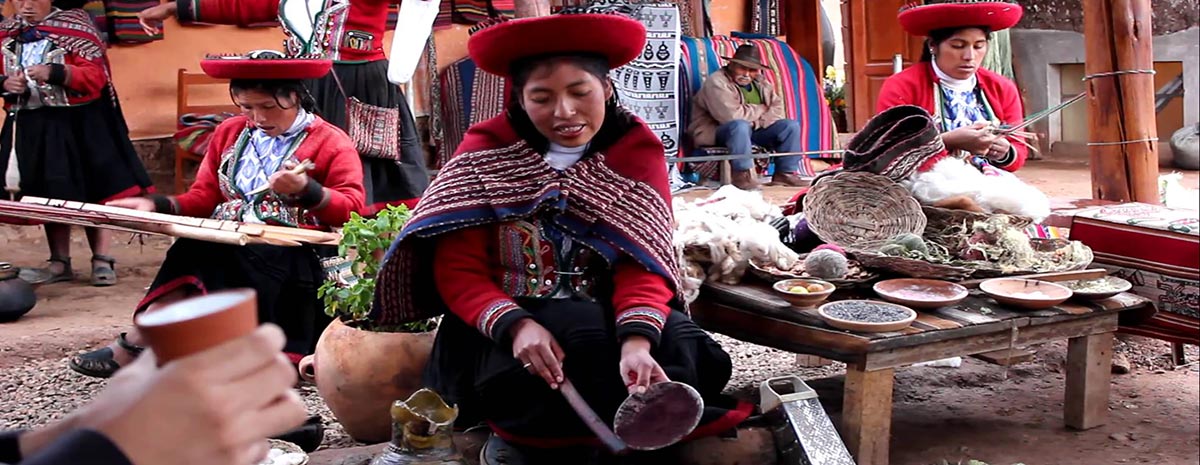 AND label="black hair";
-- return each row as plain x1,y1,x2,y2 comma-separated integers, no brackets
52,0,90,10
505,53,639,156
228,79,318,113
920,26,993,62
